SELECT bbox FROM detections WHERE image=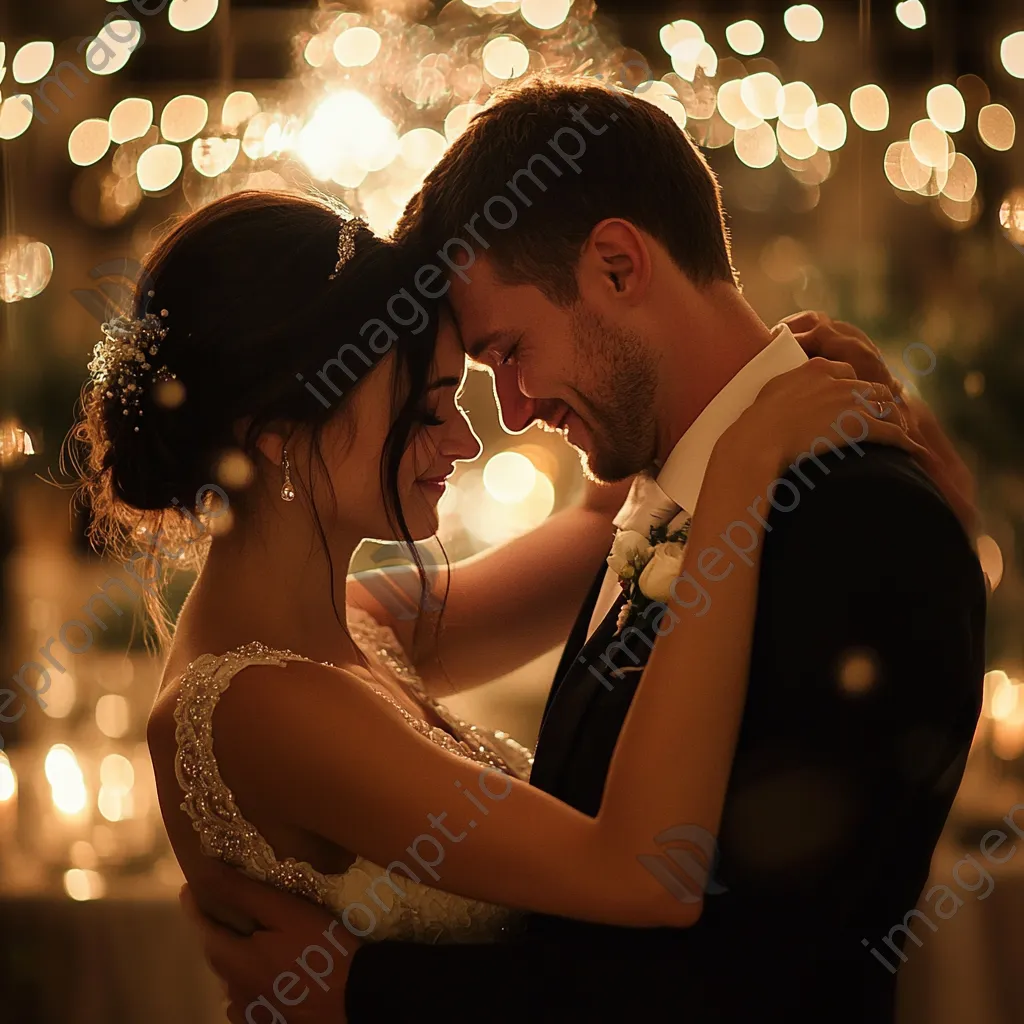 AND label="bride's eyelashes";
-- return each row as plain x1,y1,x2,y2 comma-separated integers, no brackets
416,408,445,428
